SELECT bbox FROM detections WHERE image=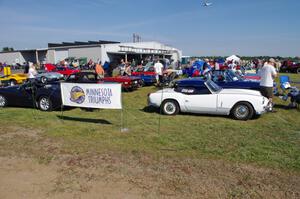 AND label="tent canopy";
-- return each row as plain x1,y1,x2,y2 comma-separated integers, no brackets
226,55,240,62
